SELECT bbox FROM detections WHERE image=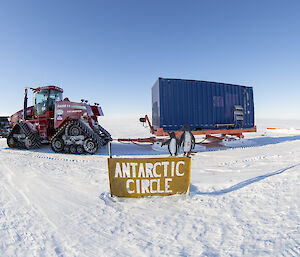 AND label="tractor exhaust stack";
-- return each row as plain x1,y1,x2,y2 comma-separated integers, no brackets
23,89,28,120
